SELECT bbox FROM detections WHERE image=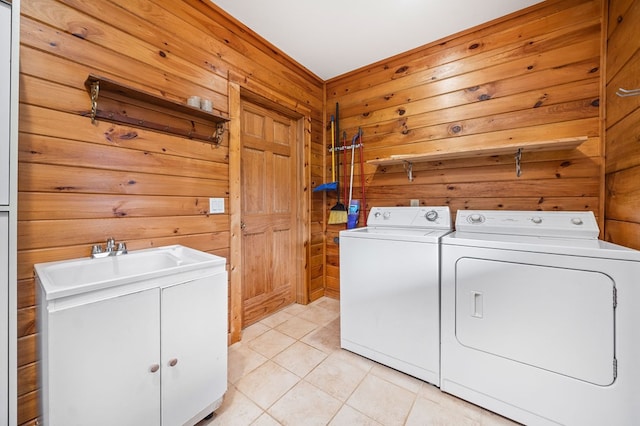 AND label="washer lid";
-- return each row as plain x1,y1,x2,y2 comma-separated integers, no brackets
340,226,452,242
455,210,599,239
